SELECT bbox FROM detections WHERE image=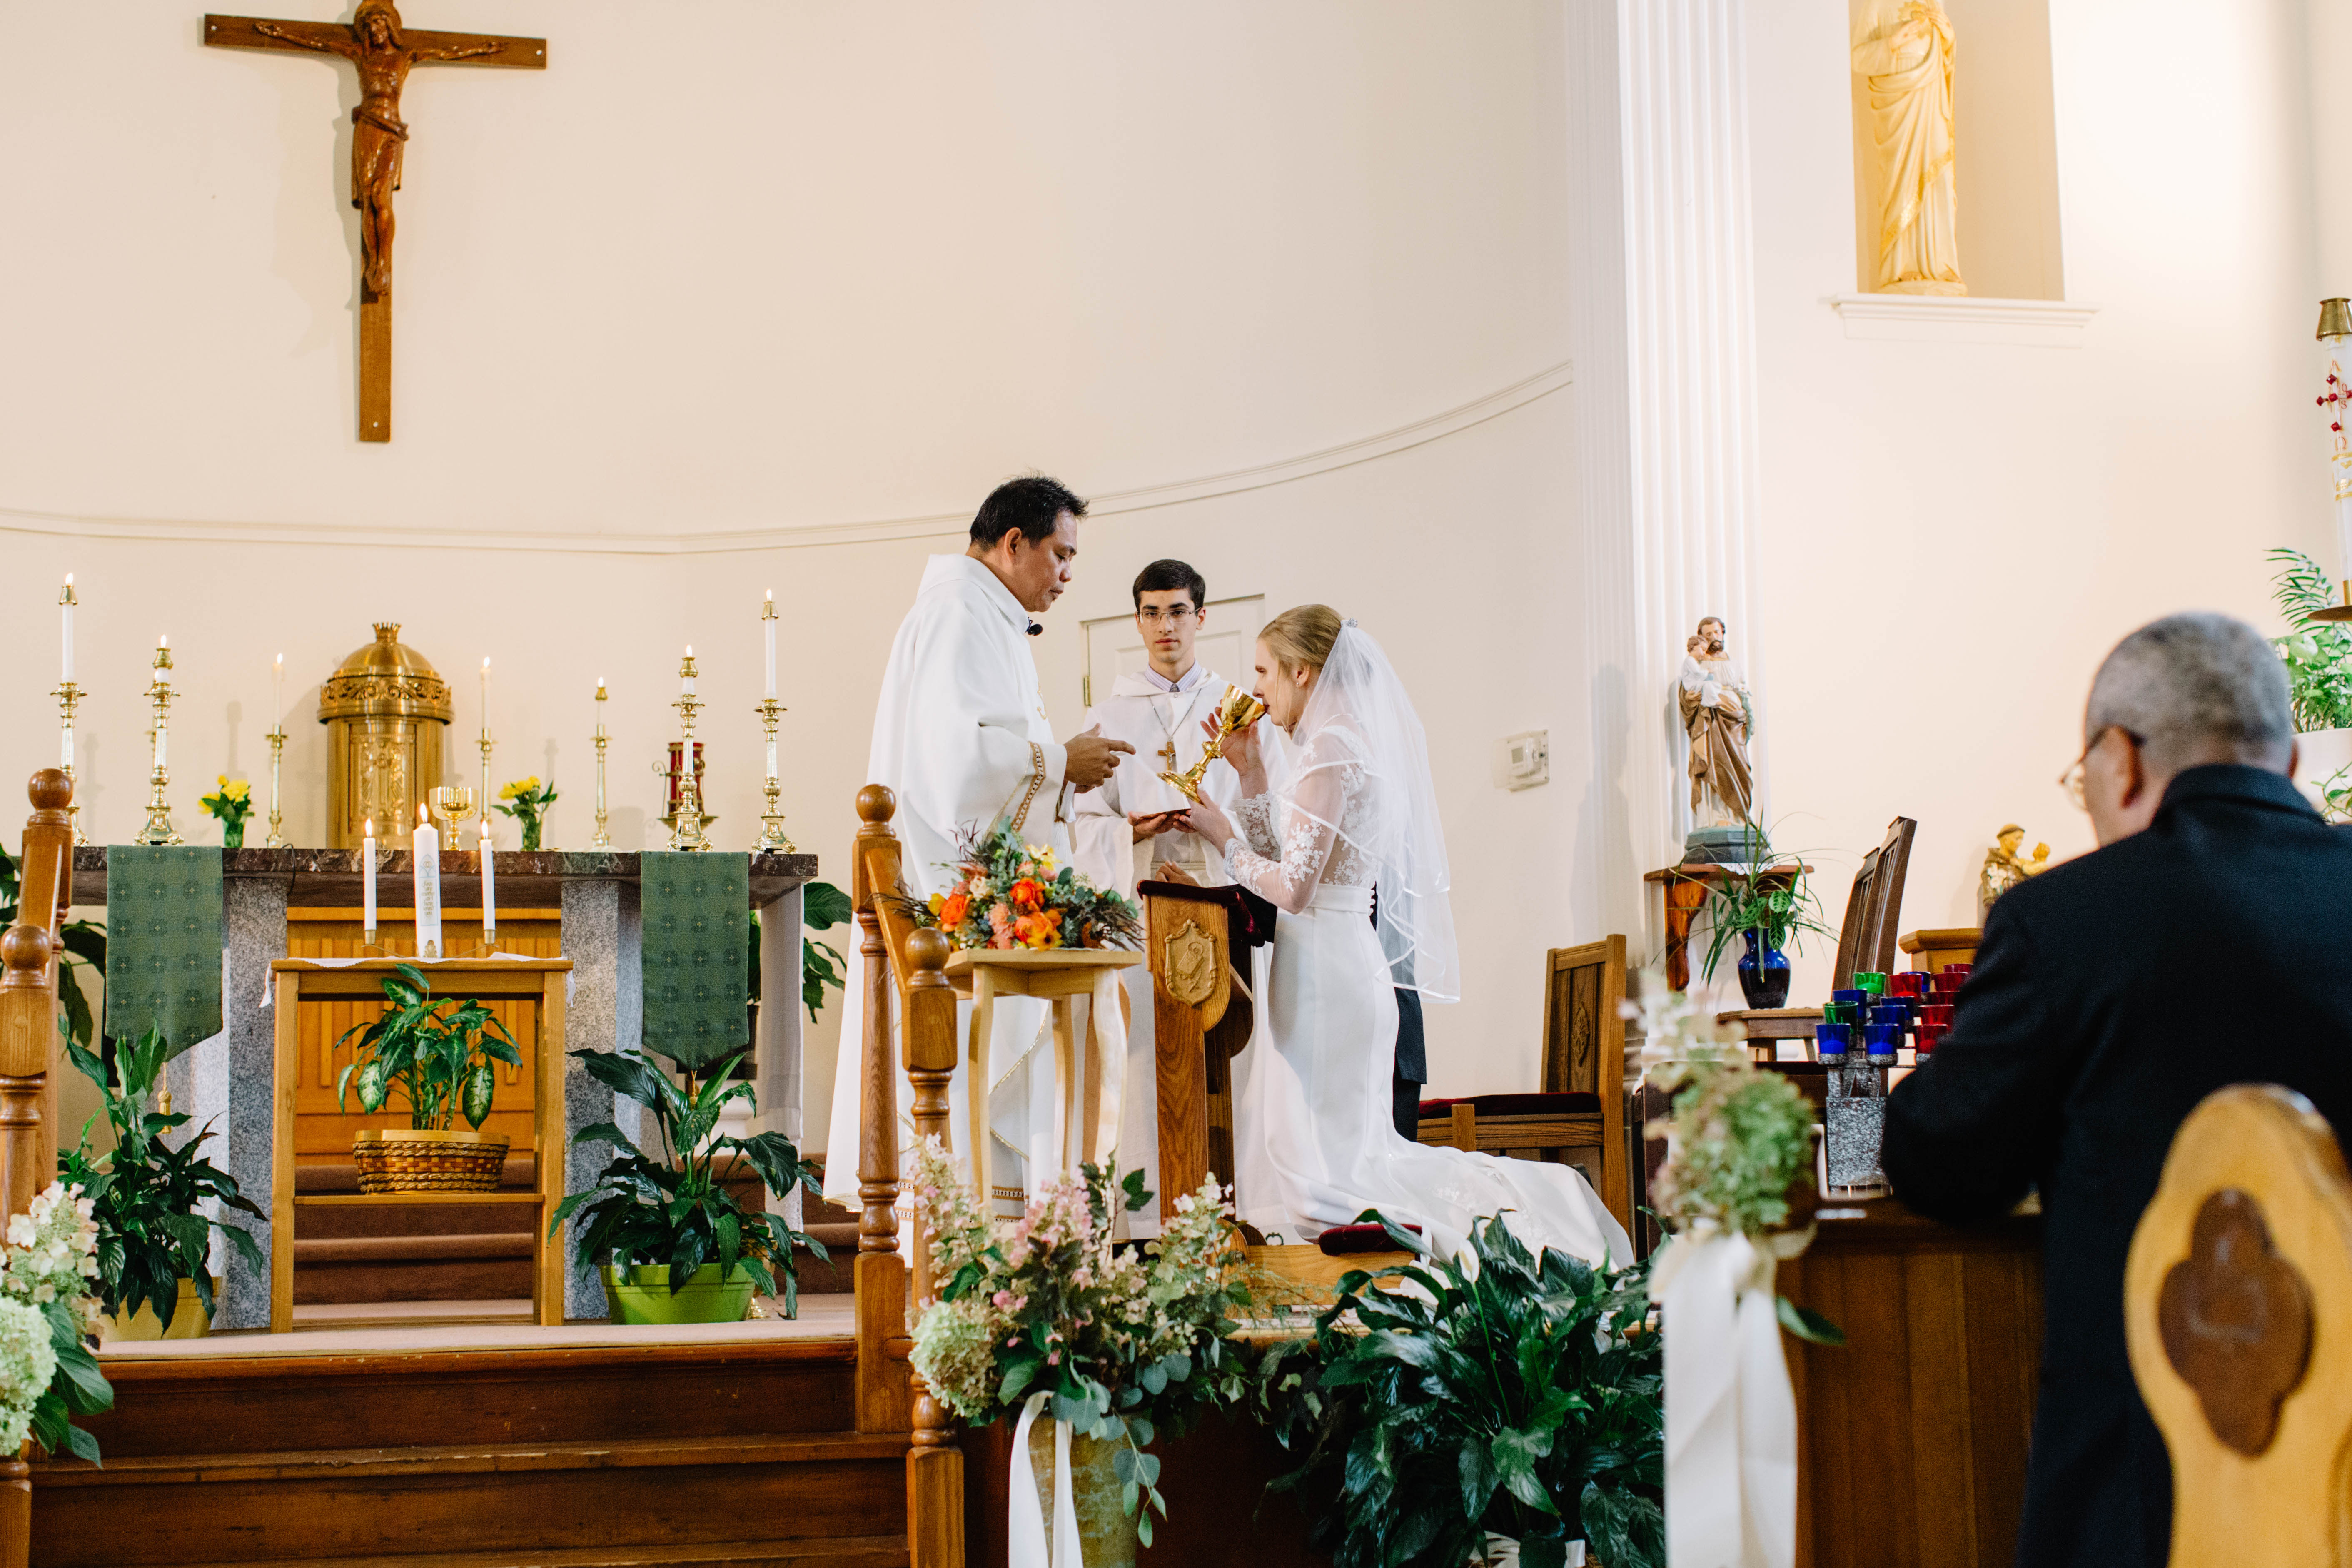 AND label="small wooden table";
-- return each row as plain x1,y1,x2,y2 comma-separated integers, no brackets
1644,861,1811,991
268,957,571,1332
941,948,1142,1207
